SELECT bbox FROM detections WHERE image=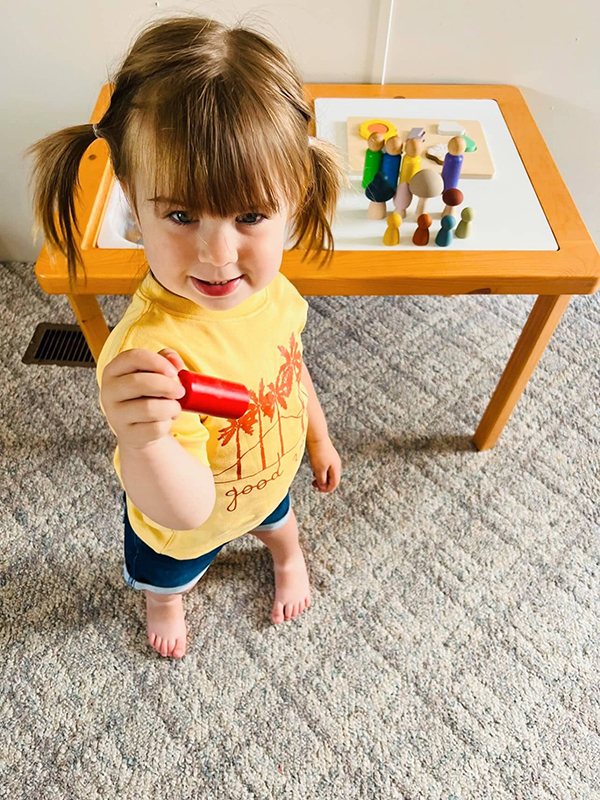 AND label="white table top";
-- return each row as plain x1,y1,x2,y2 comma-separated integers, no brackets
314,97,558,252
